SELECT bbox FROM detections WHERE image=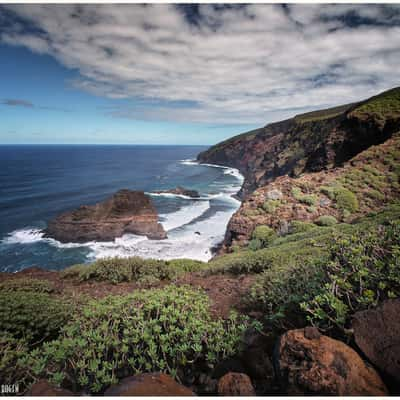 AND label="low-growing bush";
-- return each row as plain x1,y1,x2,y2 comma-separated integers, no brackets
316,215,338,226
0,292,68,346
23,285,248,393
61,257,207,284
334,187,359,213
290,220,316,234
248,238,263,251
366,189,385,201
262,199,281,213
0,335,31,391
249,261,325,329
320,185,359,214
301,220,400,332
251,225,276,248
320,185,336,200
0,278,55,294
292,187,318,206
210,234,326,276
